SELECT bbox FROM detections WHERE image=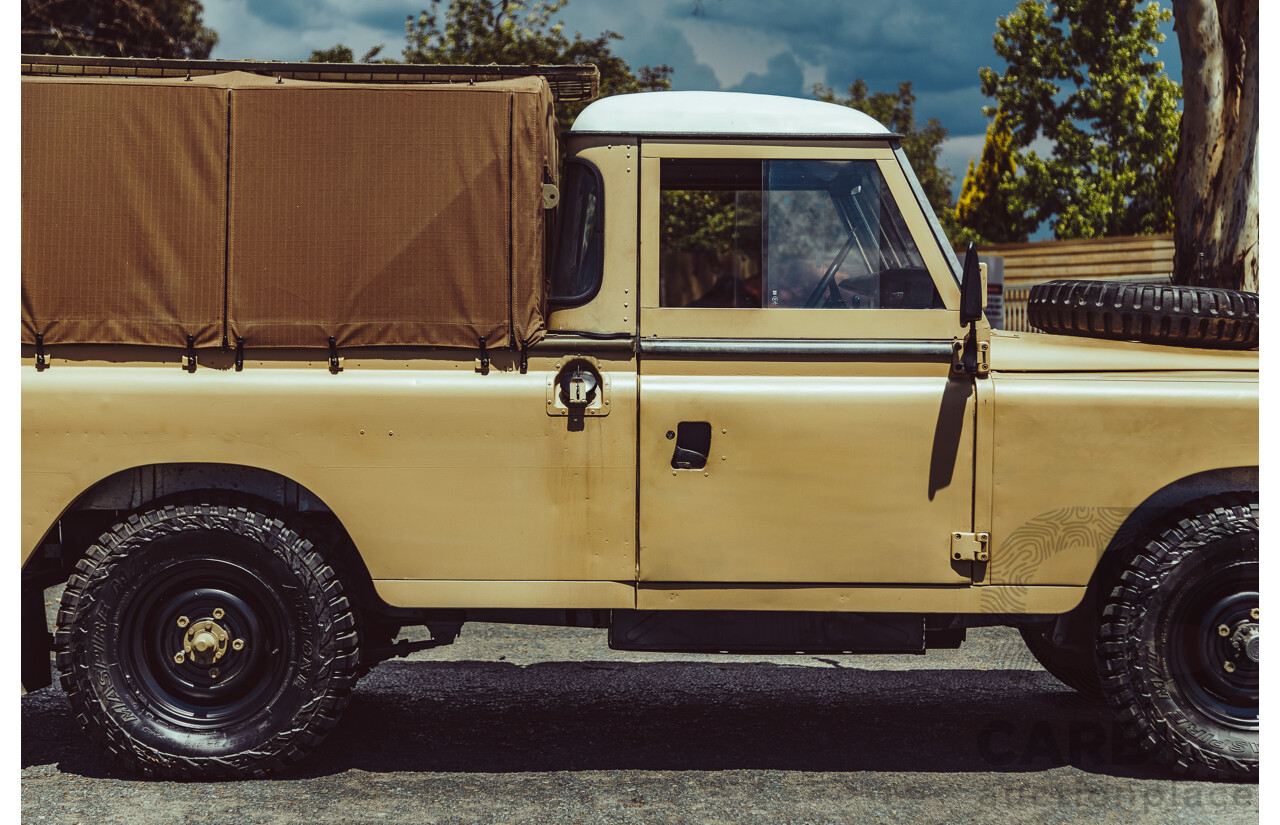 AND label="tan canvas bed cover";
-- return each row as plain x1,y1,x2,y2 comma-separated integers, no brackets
21,70,558,351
